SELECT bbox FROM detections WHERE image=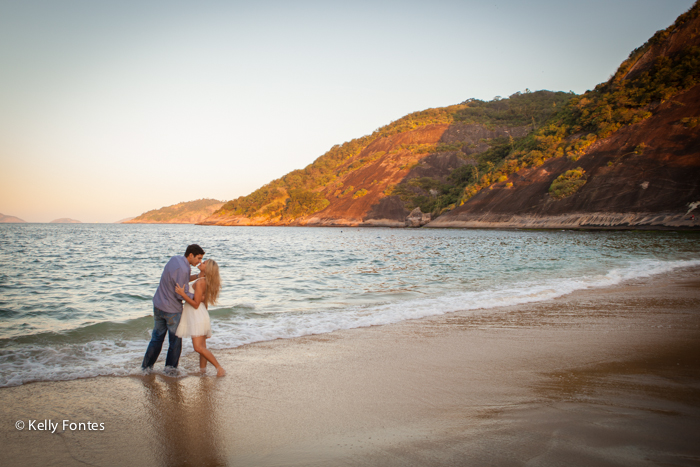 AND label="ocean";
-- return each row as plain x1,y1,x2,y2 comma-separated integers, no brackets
1,223,699,387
